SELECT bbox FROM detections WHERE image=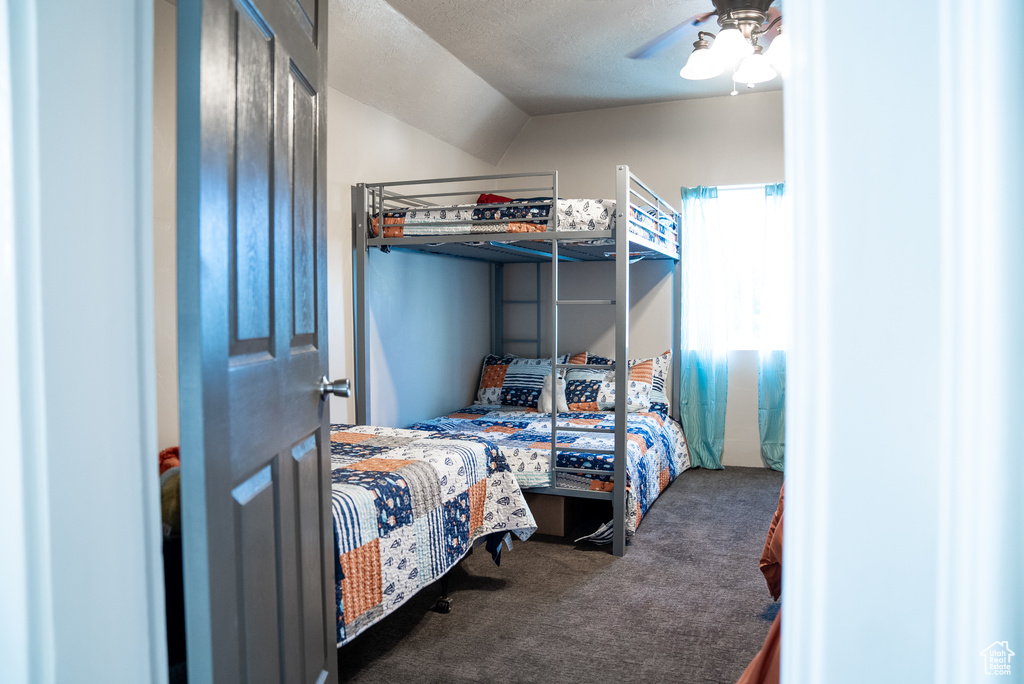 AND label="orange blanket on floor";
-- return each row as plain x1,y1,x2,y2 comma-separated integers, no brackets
736,485,784,684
